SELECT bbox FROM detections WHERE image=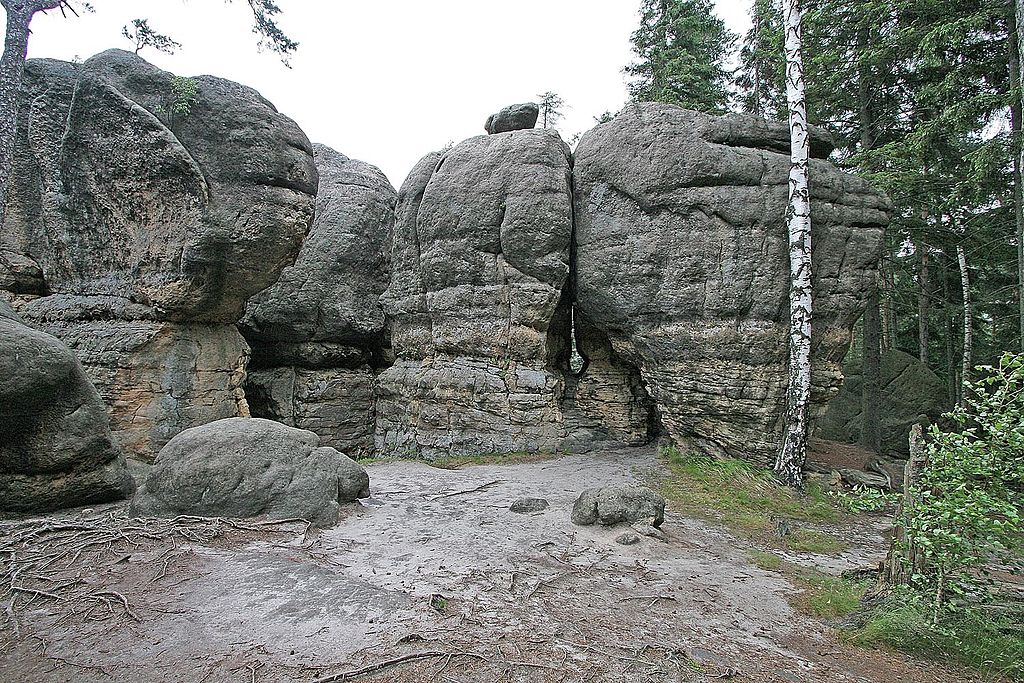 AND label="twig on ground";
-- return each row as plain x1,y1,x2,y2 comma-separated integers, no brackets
427,480,502,501
312,651,485,683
